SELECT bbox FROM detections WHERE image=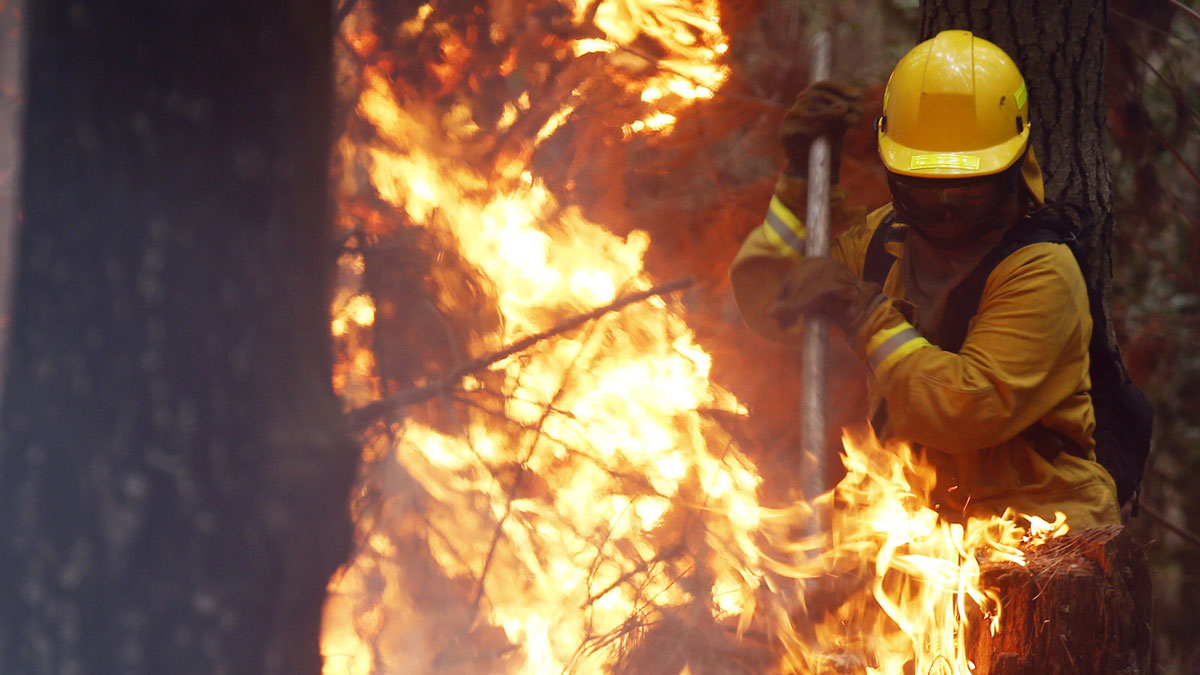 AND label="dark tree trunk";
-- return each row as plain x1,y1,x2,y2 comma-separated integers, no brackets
0,2,356,674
